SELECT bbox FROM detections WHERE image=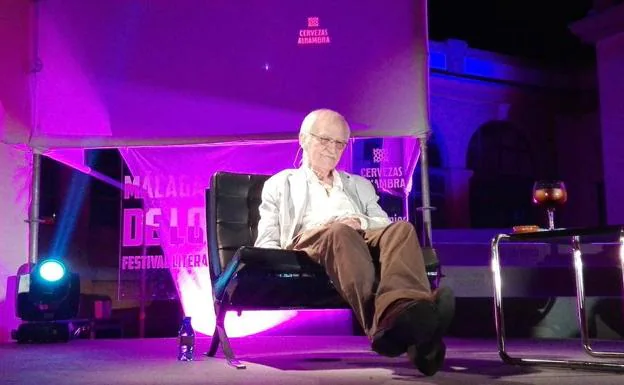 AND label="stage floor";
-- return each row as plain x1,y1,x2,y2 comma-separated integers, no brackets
1,336,623,384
